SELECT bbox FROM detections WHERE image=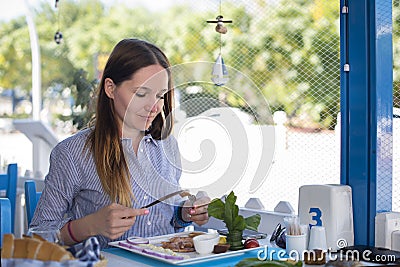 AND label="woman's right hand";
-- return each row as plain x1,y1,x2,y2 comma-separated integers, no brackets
84,203,149,240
